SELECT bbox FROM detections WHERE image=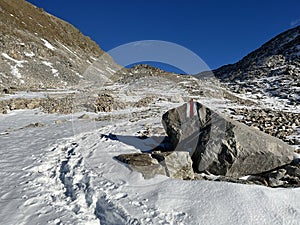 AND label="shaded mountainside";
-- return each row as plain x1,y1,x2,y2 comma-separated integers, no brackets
213,25,300,105
0,0,117,90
